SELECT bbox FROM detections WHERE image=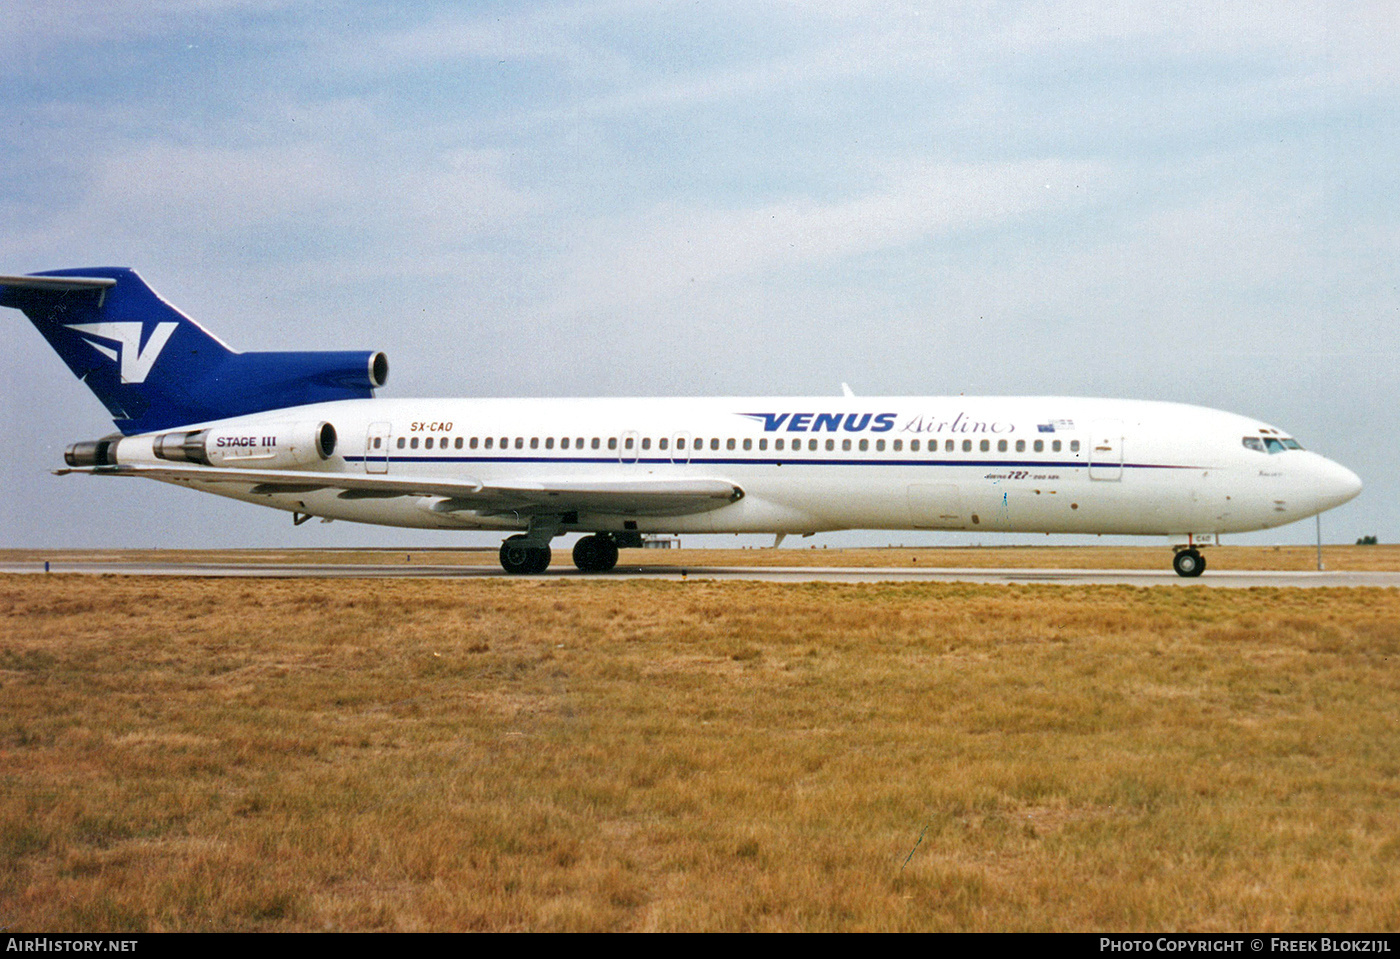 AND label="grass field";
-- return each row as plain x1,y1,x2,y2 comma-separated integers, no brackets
3,572,1399,931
